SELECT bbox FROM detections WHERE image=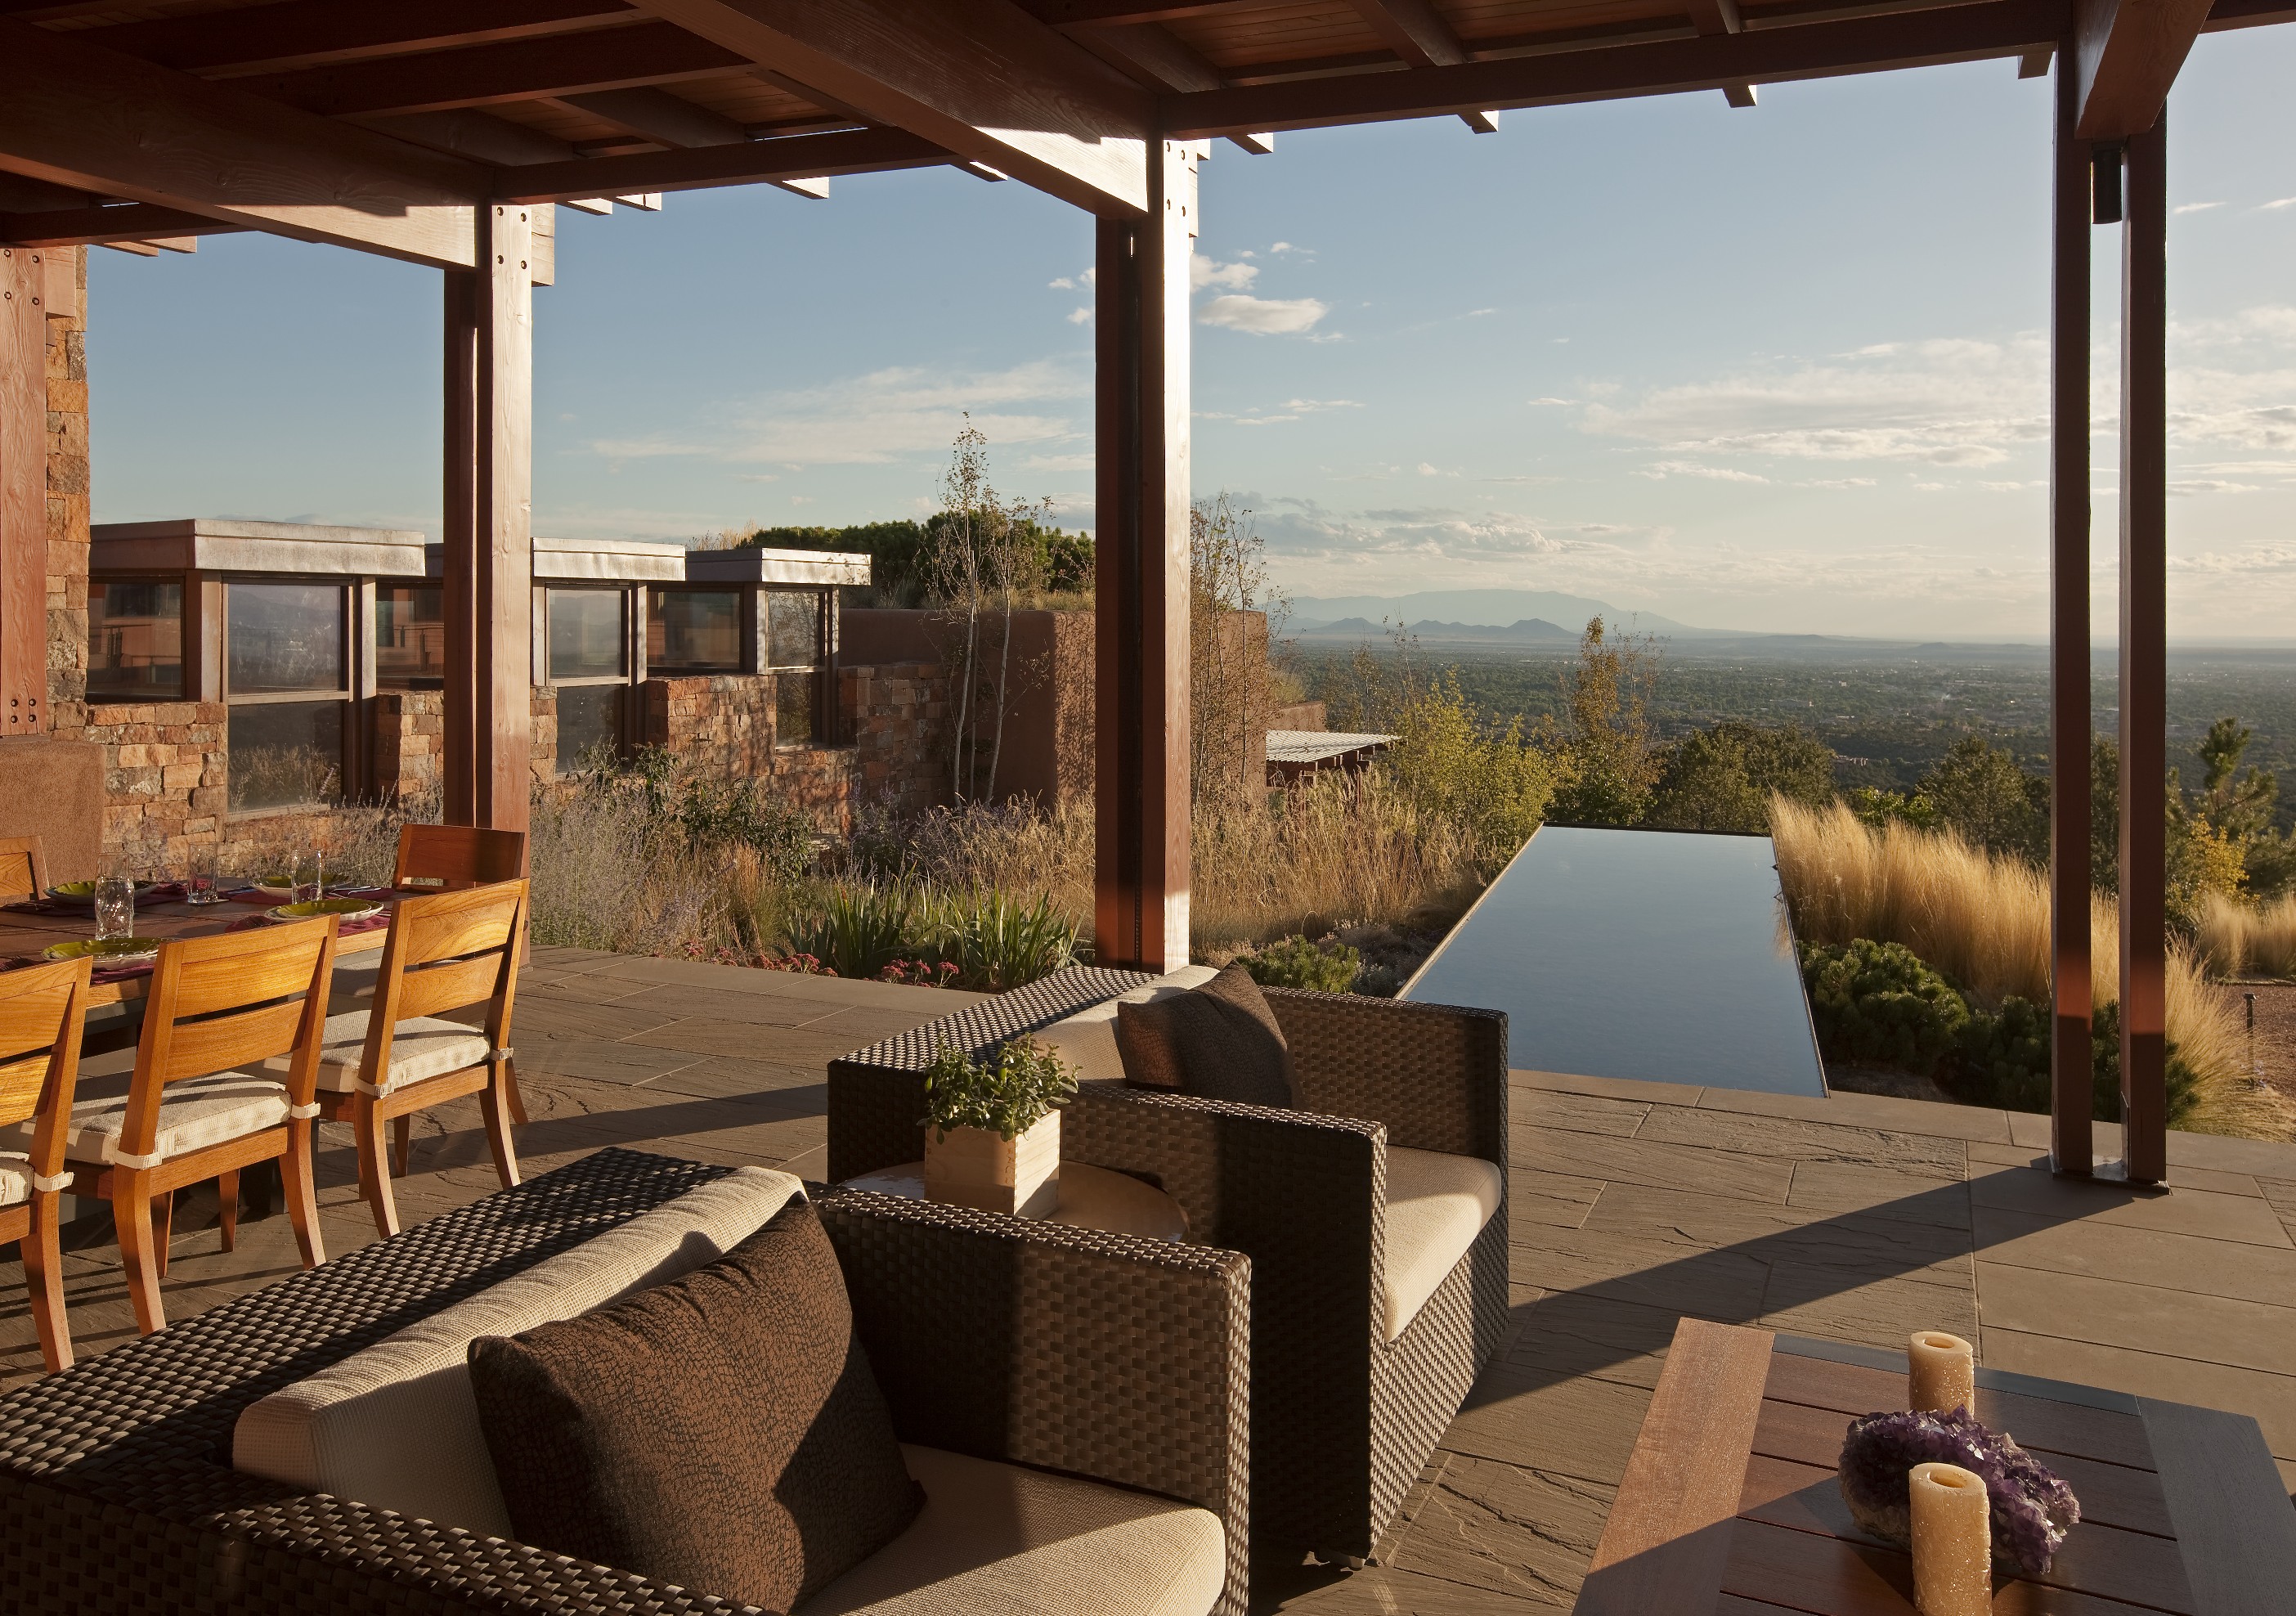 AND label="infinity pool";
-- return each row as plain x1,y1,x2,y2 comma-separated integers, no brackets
1402,825,1827,1097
